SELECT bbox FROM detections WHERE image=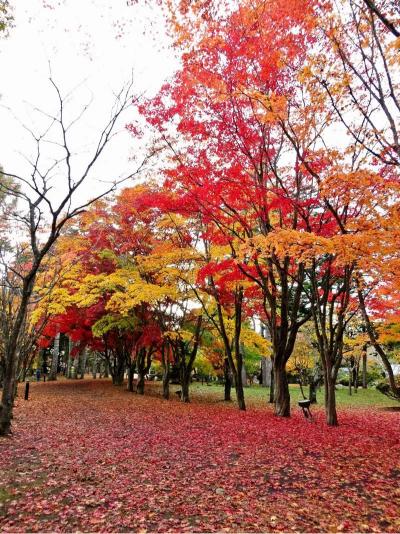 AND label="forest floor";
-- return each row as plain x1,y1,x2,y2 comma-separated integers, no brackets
0,379,399,533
